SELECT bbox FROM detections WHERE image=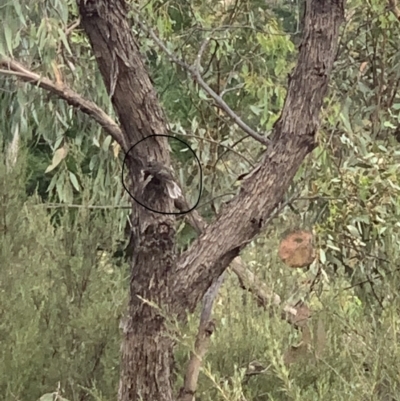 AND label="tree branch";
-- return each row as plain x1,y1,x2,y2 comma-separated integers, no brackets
177,190,305,400
0,32,300,327
173,0,345,315
131,9,270,147
178,273,224,401
388,0,400,21
0,57,127,151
